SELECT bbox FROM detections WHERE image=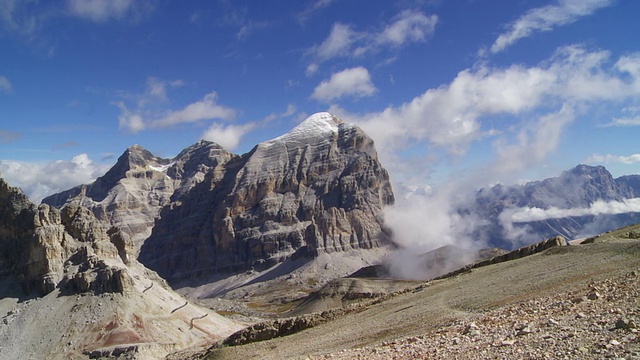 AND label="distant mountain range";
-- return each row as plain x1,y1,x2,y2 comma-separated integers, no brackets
470,164,640,248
